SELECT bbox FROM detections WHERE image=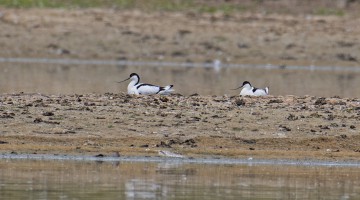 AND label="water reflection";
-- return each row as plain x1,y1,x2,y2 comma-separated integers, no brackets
0,159,359,199
1,63,360,97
